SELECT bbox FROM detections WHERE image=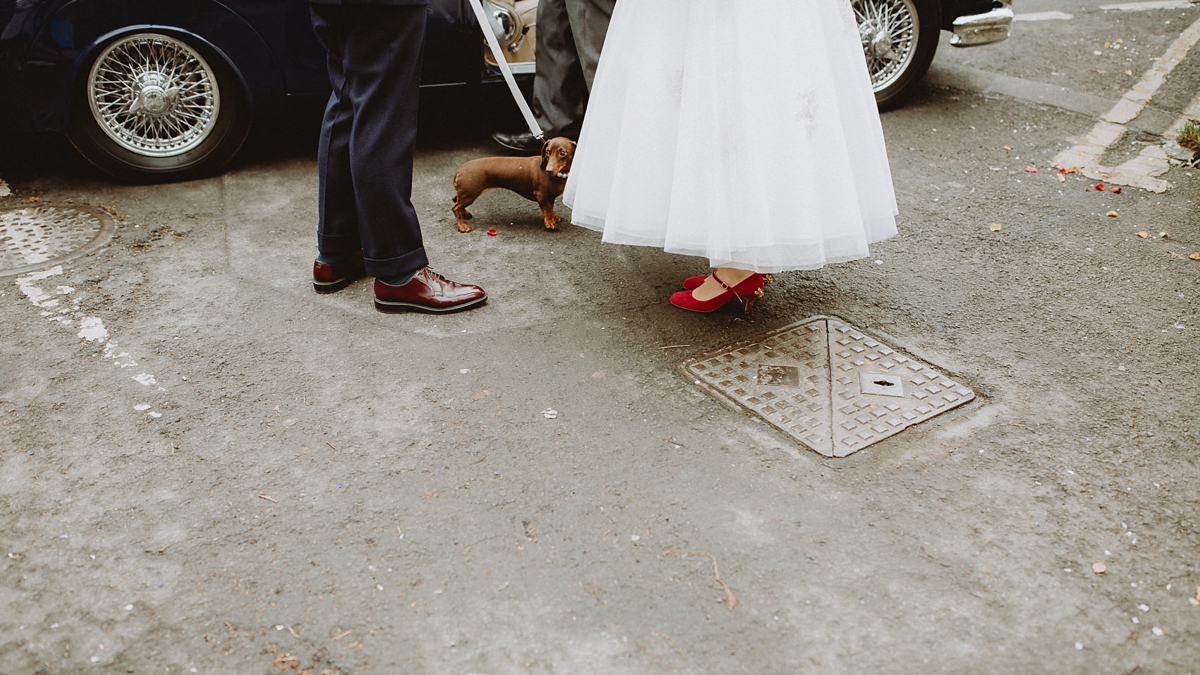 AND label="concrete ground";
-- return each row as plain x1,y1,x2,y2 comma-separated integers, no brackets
2,1,1198,673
